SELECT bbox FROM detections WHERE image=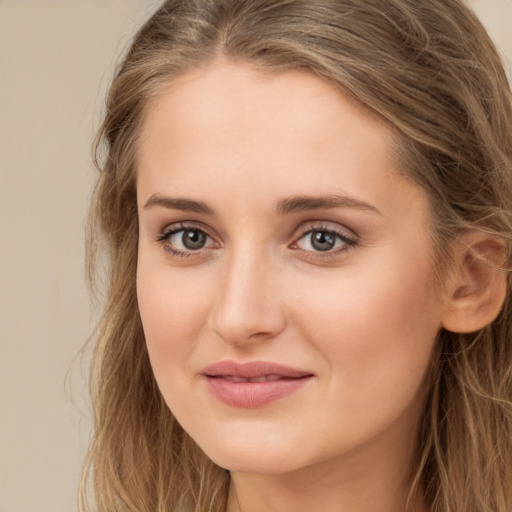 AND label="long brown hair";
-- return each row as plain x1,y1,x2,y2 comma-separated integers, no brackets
81,1,512,511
